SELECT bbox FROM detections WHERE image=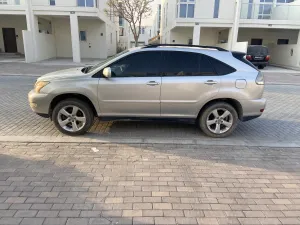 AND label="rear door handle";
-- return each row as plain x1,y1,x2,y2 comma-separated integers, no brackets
205,80,218,85
146,81,160,86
